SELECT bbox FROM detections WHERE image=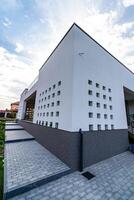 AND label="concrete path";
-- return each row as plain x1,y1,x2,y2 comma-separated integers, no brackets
5,125,24,131
9,151,134,200
5,130,34,143
4,140,71,199
6,122,18,125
